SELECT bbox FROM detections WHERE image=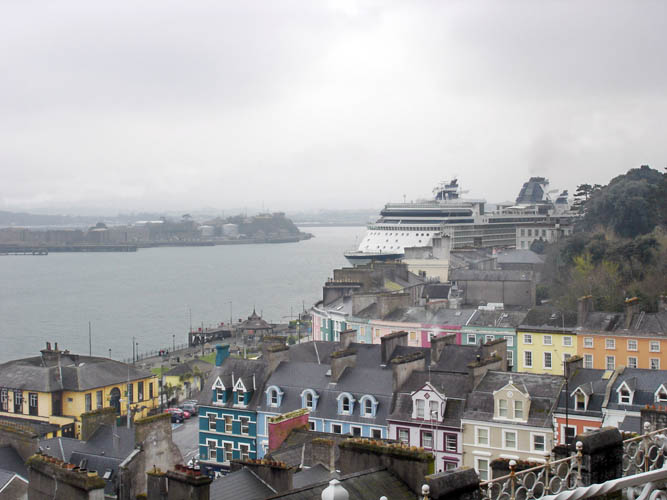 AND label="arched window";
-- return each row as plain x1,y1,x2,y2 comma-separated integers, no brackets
342,396,351,414
301,389,319,411
364,398,372,415
271,389,278,406
305,392,313,409
337,392,355,415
